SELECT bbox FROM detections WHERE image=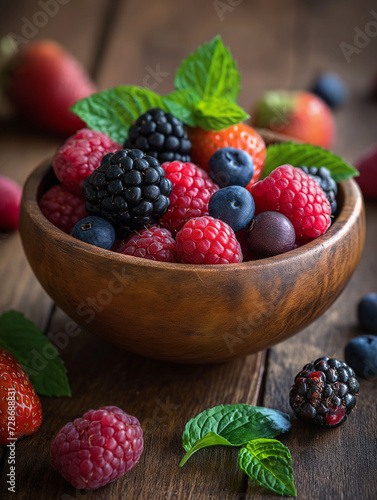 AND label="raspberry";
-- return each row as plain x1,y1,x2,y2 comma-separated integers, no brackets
83,149,172,236
39,184,87,234
176,216,243,265
117,226,177,262
50,406,143,490
160,161,219,234
53,128,122,193
124,108,191,164
289,357,359,427
251,164,331,241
